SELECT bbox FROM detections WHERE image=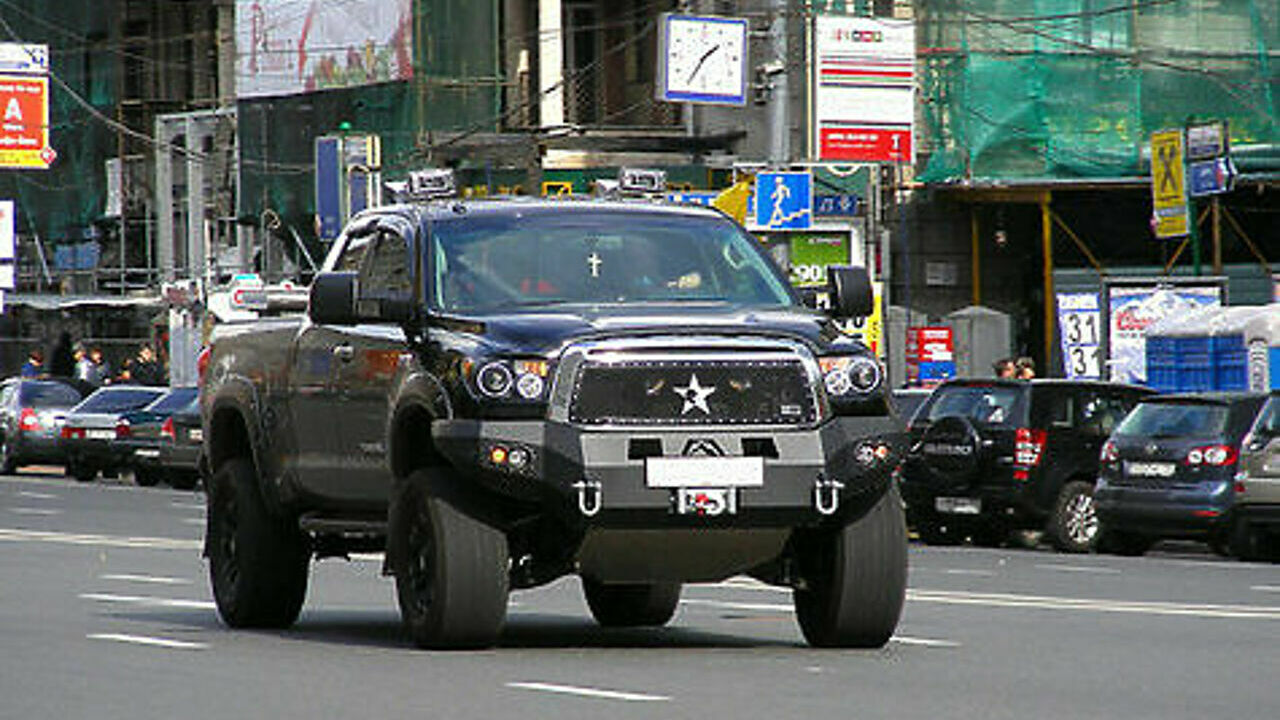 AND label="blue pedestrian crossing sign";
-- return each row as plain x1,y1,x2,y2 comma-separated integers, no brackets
755,172,813,230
